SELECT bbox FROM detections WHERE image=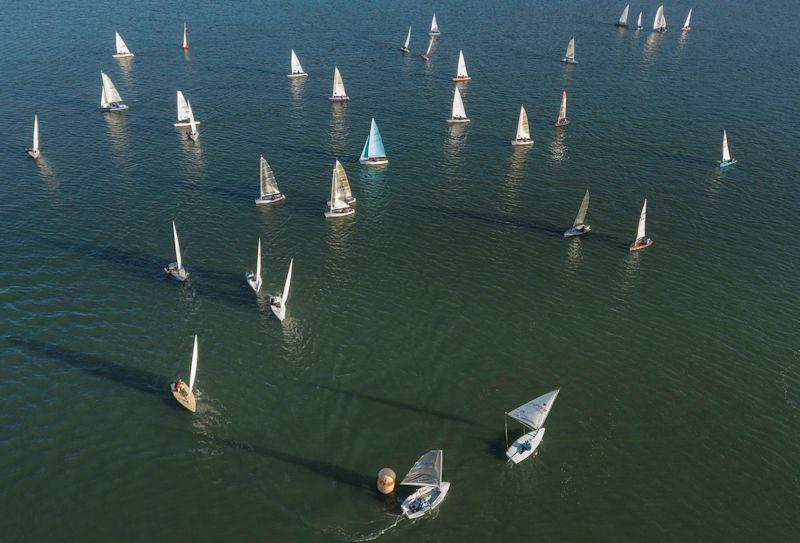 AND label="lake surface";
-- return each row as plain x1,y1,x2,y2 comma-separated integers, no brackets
1,0,799,541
